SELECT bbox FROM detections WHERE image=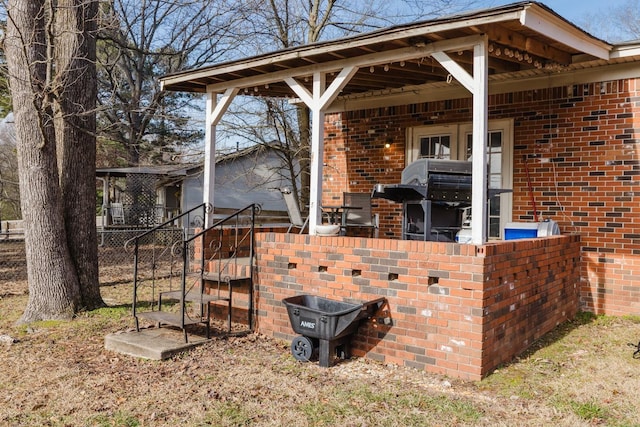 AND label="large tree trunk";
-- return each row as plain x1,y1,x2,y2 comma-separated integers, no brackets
6,0,81,322
54,0,104,309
